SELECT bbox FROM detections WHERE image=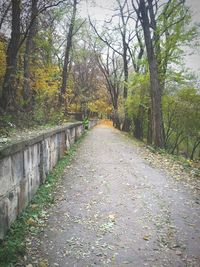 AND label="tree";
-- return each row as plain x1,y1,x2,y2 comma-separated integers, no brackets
71,32,108,118
60,0,77,104
23,0,38,106
0,0,21,111
127,17,146,140
89,0,136,131
127,72,150,140
132,0,165,148
0,0,68,112
156,0,196,93
115,0,135,131
131,0,197,148
97,48,123,129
